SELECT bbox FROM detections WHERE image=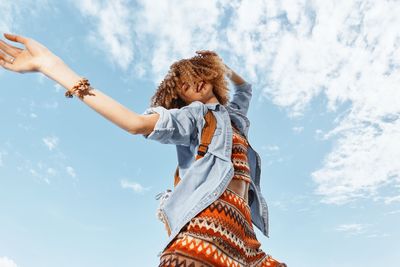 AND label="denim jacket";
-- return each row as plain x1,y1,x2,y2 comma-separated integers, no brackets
141,81,269,256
